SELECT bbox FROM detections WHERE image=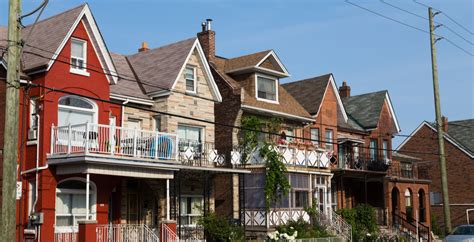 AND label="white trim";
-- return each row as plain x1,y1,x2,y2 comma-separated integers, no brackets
70,38,88,73
255,73,279,104
148,90,171,98
397,121,474,158
69,68,90,77
170,39,222,102
255,50,290,77
385,92,401,132
184,65,197,94
109,93,154,106
45,5,118,84
241,104,314,122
